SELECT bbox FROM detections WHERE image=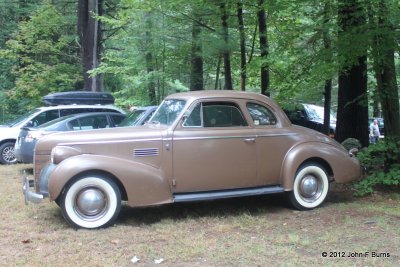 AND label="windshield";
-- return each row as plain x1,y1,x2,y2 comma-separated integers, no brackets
4,109,41,127
119,109,146,127
149,99,186,126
